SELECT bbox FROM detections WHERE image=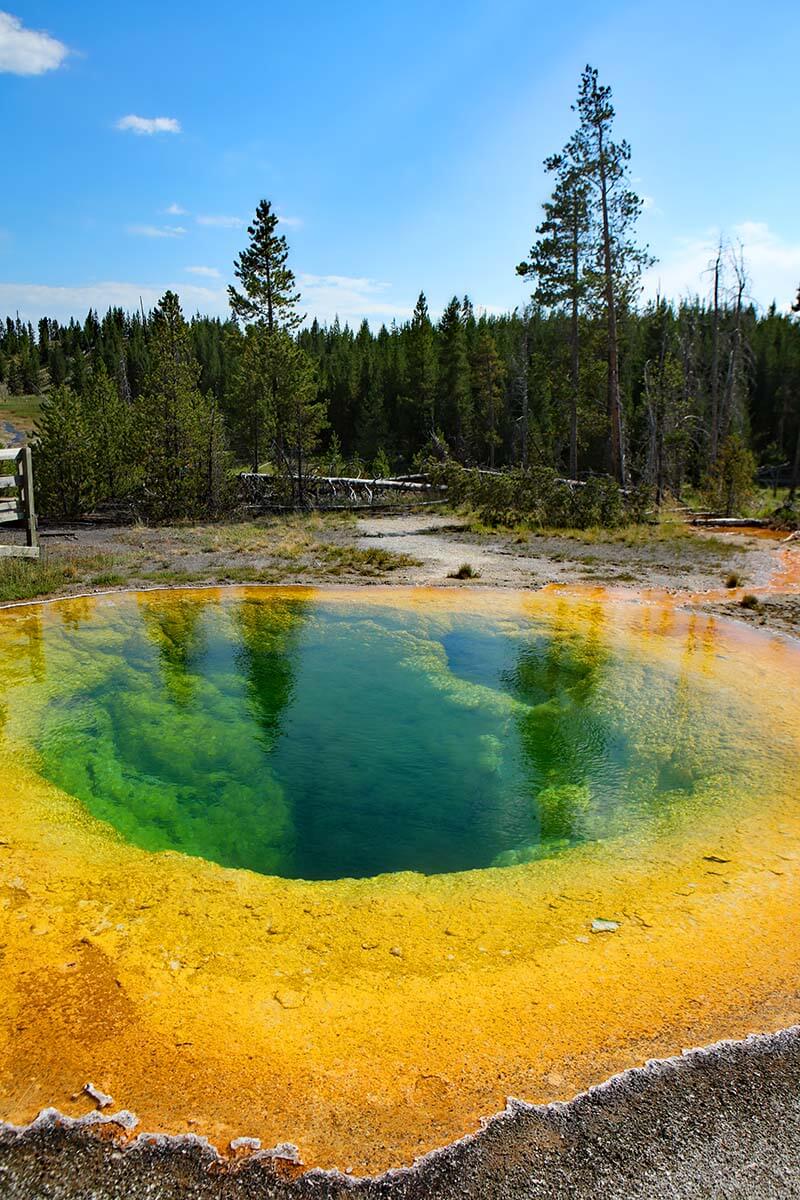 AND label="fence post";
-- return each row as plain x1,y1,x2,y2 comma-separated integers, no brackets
21,446,39,554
